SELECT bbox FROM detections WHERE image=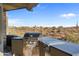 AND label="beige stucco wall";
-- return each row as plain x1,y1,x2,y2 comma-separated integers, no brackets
0,4,6,56
0,4,3,56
